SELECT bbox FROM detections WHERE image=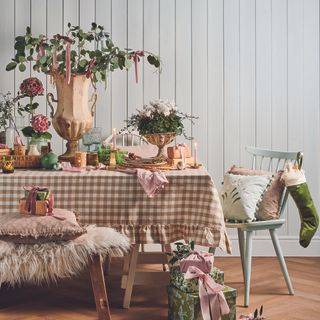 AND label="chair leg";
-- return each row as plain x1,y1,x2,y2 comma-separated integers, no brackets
89,254,112,320
269,228,294,295
244,230,253,307
237,229,246,283
123,244,140,309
